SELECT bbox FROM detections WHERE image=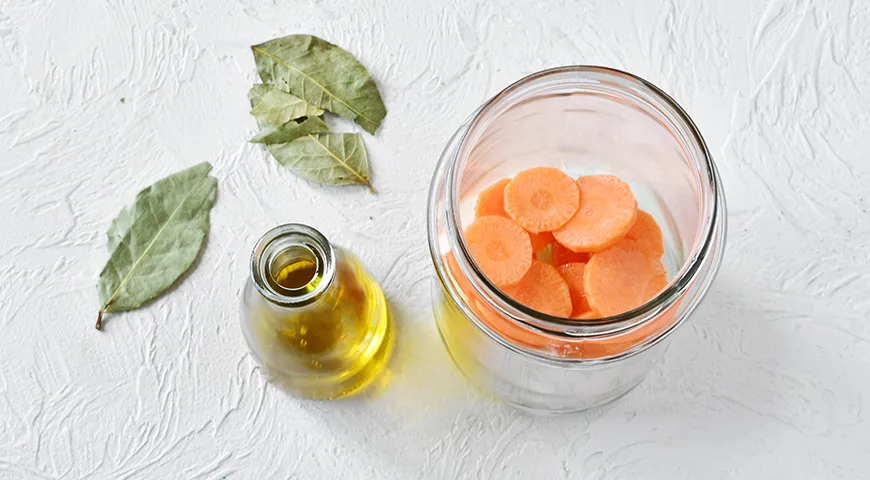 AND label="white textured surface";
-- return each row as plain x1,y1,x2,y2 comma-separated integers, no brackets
2,0,869,478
